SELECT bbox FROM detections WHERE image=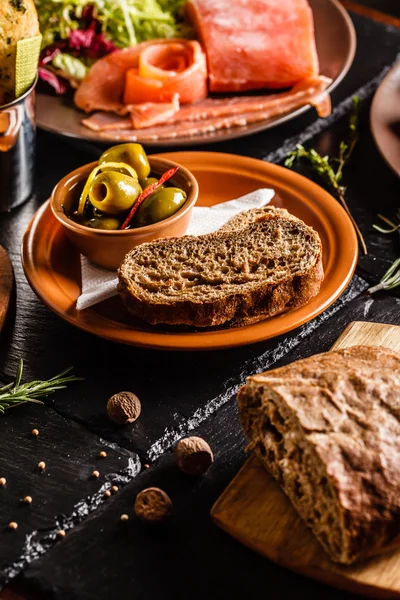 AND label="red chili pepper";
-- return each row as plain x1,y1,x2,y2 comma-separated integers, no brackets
120,166,180,230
